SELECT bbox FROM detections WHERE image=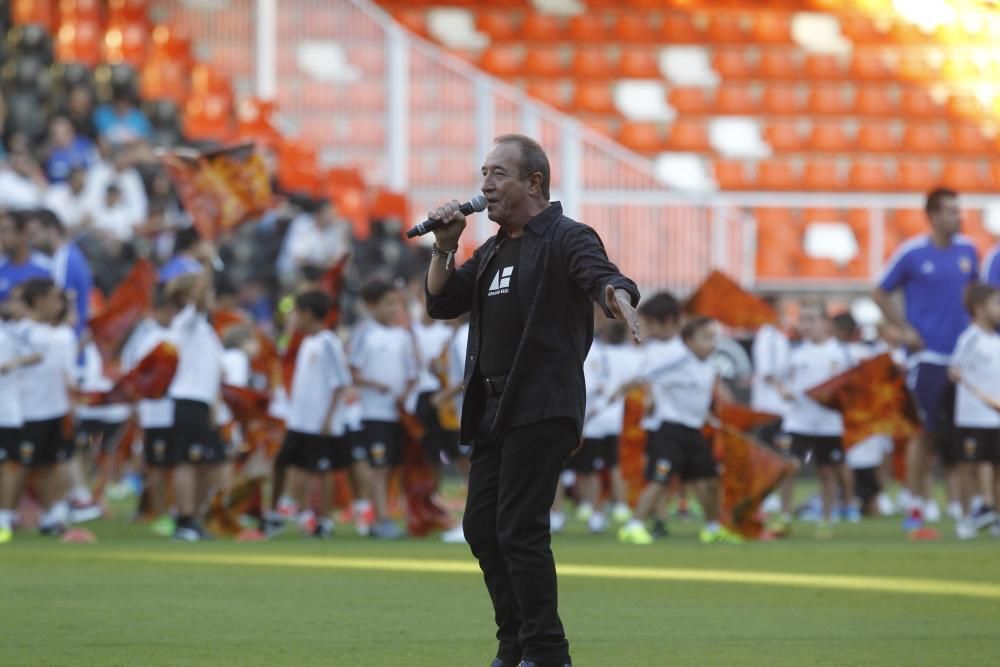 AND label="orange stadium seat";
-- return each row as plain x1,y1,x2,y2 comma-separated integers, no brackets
705,13,746,43
613,15,657,42
659,13,701,43
523,48,564,77
749,12,792,43
277,139,322,196
57,20,102,67
617,121,663,153
480,47,523,77
898,54,939,83
856,123,898,152
765,121,804,151
757,159,798,190
370,188,409,224
715,85,757,114
803,160,845,190
475,12,518,41
103,20,148,67
849,159,892,191
108,0,149,24
572,48,615,79
568,14,607,43
669,87,713,114
901,88,943,118
761,85,802,115
191,63,232,97
902,123,945,153
758,50,800,80
941,161,985,192
949,124,989,155
12,0,56,29
898,159,937,192
525,81,566,109
183,95,234,142
854,87,896,116
809,121,851,152
890,209,928,238
808,86,851,115
140,58,189,106
715,160,752,190
947,93,982,119
523,14,564,41
850,53,896,81
571,81,615,114
60,0,102,22
755,209,801,277
150,24,193,66
798,256,841,279
712,49,754,79
804,54,845,80
393,9,428,38
619,48,659,78
840,16,883,44
665,120,709,151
